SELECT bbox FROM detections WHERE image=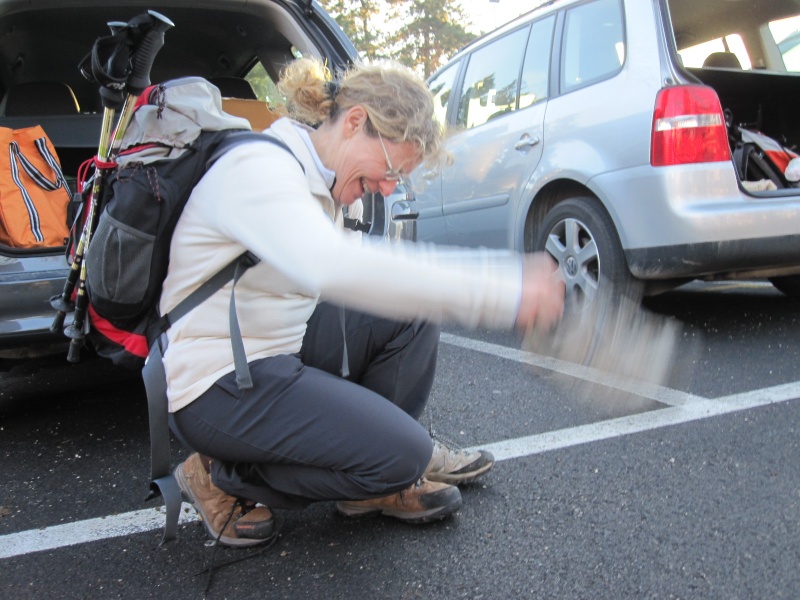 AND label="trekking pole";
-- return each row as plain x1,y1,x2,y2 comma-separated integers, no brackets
50,21,130,335
107,11,175,157
63,11,174,362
